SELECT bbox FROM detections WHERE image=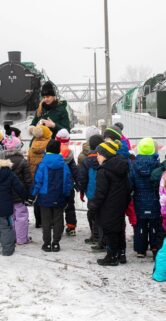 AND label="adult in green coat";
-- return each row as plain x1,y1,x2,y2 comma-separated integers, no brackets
29,81,70,139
